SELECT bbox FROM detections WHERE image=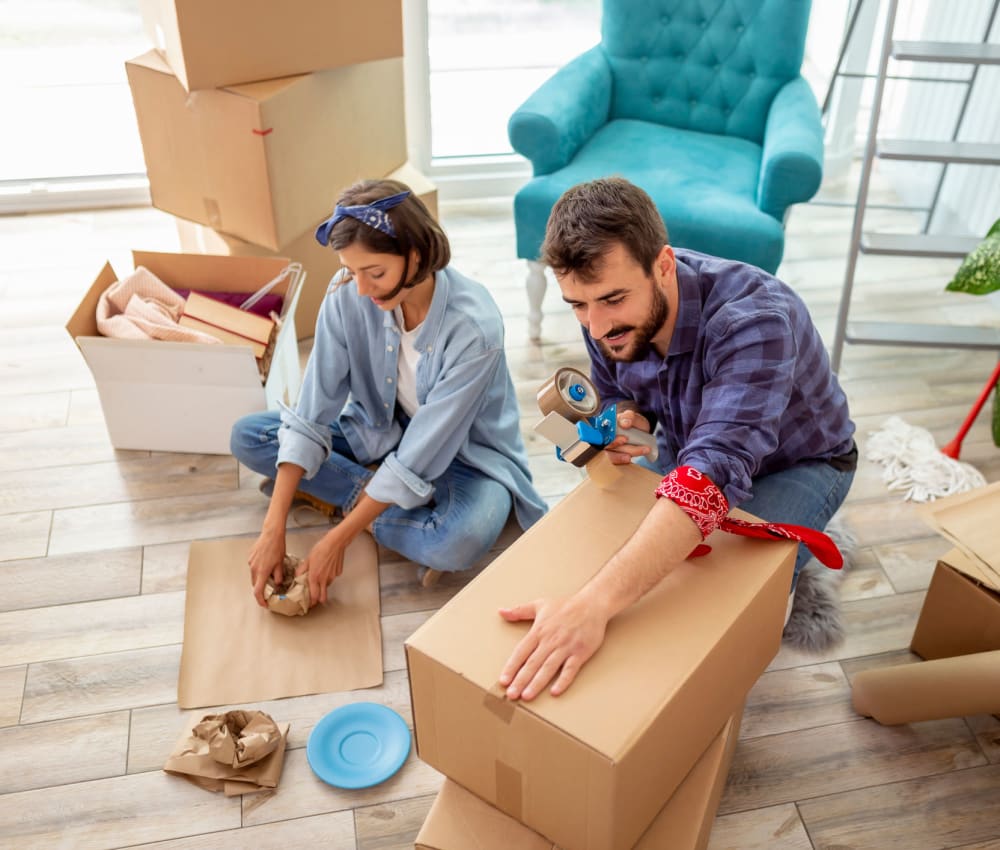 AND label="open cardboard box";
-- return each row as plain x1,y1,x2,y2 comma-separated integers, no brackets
139,0,403,92
176,161,439,339
126,51,407,251
416,710,742,850
852,484,1000,724
406,463,795,850
66,251,303,455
